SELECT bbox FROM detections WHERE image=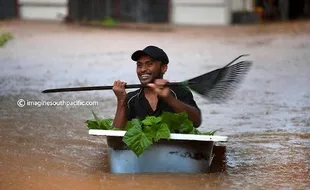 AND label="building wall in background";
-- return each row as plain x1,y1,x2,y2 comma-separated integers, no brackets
19,0,68,20
15,0,238,25
171,0,231,25
14,0,308,25
231,0,253,11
